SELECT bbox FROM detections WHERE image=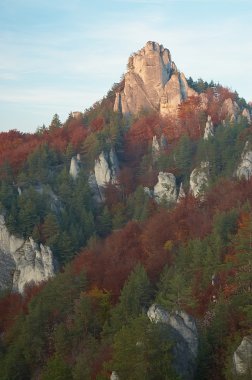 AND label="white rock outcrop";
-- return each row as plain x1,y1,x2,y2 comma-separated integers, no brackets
110,371,120,380
190,162,209,198
177,183,186,203
0,215,55,293
203,115,214,140
69,156,80,179
89,148,119,201
233,336,252,377
242,108,251,123
94,149,119,188
152,135,160,158
236,141,252,180
221,98,240,122
114,41,197,116
148,304,198,380
154,172,177,204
